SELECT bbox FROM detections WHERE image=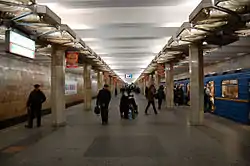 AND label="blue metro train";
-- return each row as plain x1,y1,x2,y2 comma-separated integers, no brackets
175,69,250,124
